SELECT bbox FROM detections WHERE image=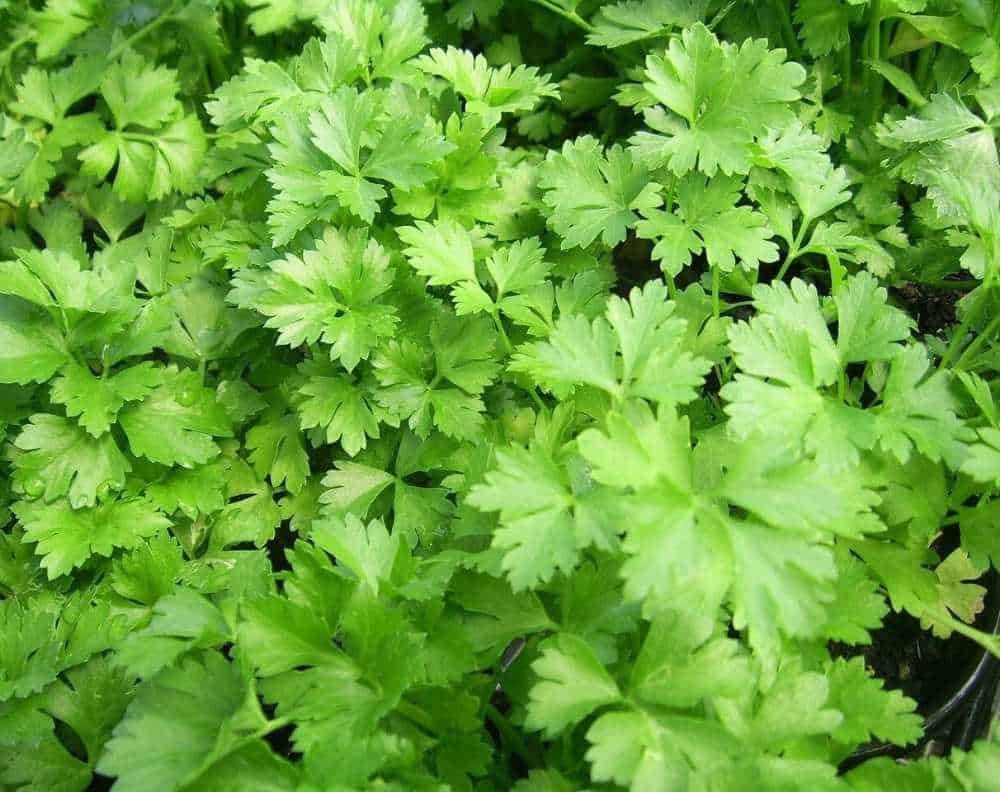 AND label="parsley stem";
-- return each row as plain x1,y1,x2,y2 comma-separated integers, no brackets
396,699,440,736
665,273,677,299
915,604,1000,660
918,279,976,291
529,0,594,33
109,2,181,59
485,703,536,764
938,291,987,370
0,31,33,63
914,45,935,93
771,0,802,60
865,0,884,123
711,266,721,318
493,314,513,356
776,218,812,280
954,311,1000,370
526,386,546,411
